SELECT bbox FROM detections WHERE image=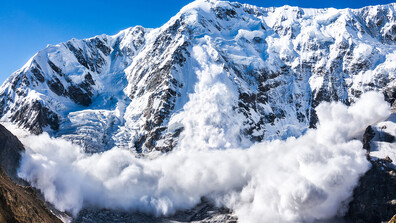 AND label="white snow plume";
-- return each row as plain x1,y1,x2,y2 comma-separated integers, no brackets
170,44,249,151
15,92,390,222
